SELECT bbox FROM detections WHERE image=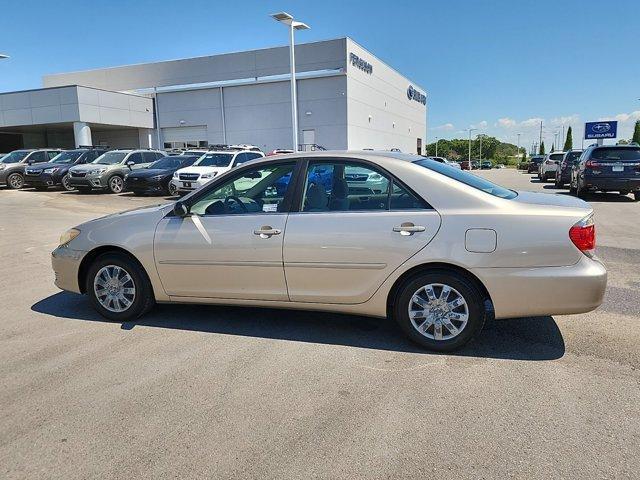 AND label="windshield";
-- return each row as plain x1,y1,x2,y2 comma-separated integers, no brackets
591,147,640,161
94,151,127,165
49,151,83,164
148,156,197,169
1,151,30,164
414,158,518,199
196,153,233,167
